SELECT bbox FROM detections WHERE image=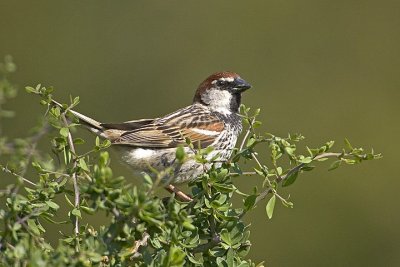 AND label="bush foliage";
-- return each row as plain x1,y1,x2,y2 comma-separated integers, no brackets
0,56,381,266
